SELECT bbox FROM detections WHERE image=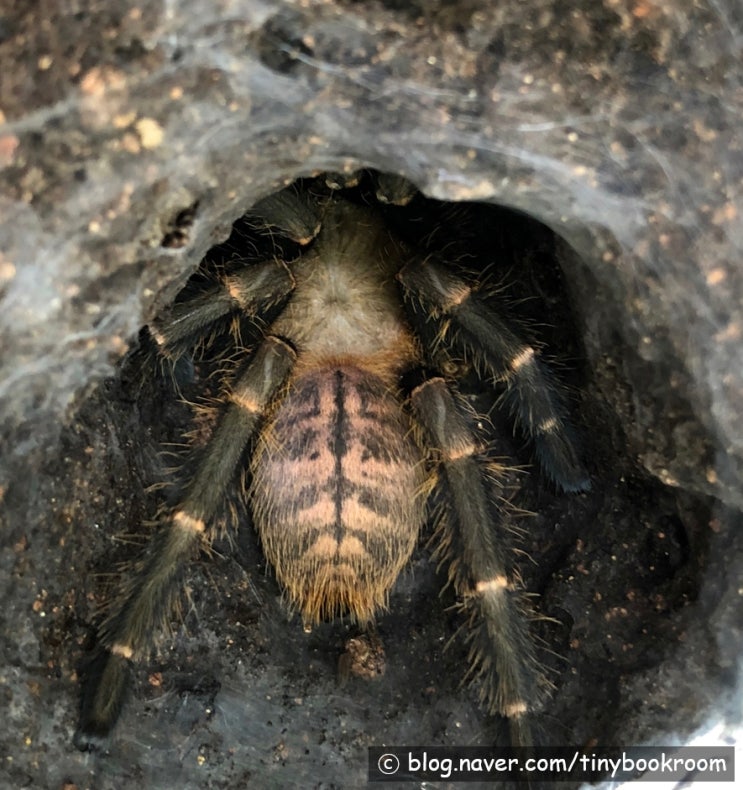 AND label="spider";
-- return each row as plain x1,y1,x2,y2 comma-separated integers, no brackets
75,169,590,750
